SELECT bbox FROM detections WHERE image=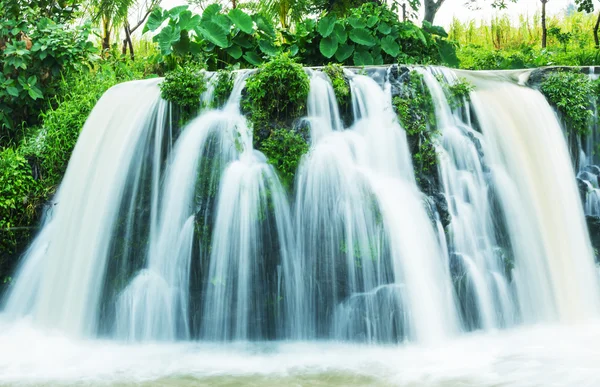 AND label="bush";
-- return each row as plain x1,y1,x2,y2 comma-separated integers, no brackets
540,71,594,135
0,148,37,277
159,63,207,124
259,128,310,189
322,63,350,109
242,54,310,146
212,70,234,109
